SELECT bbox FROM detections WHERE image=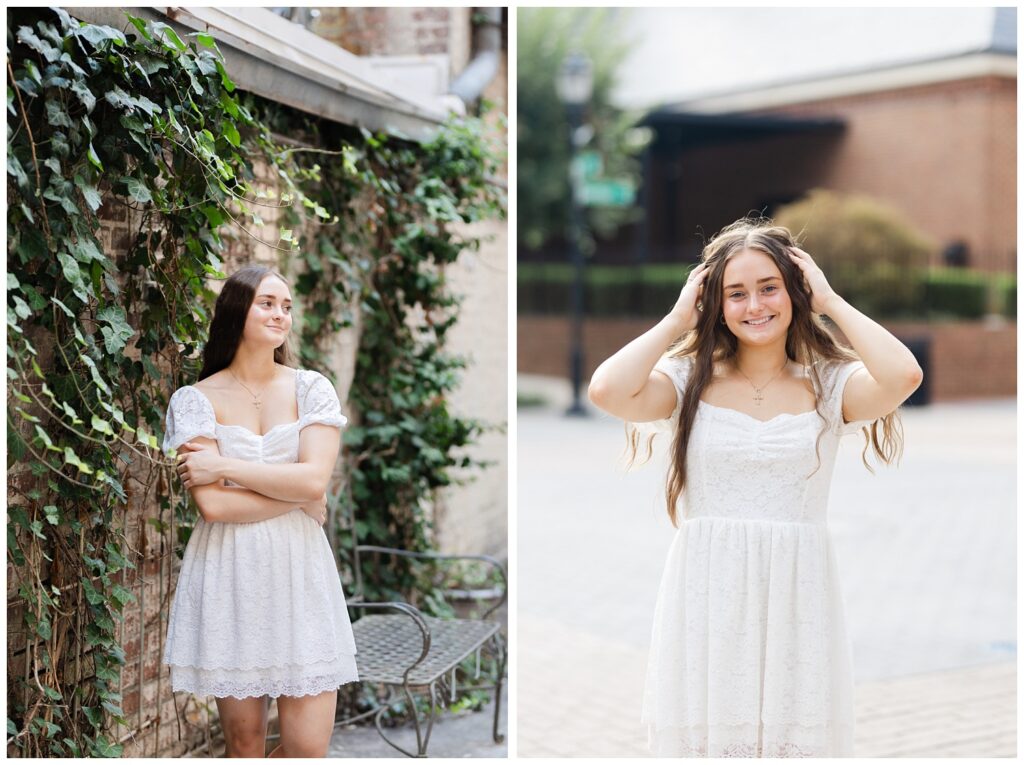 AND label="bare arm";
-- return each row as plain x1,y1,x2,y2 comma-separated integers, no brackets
787,246,922,423
588,263,709,422
216,424,340,502
821,294,923,422
177,436,325,524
